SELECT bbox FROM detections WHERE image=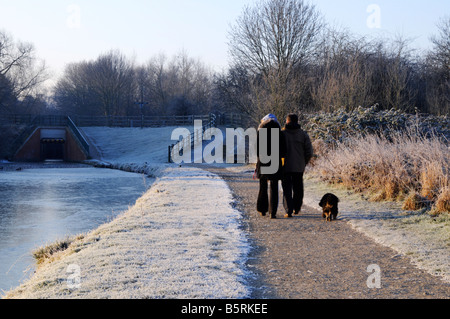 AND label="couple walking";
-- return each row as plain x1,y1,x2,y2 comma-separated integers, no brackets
255,113,313,219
